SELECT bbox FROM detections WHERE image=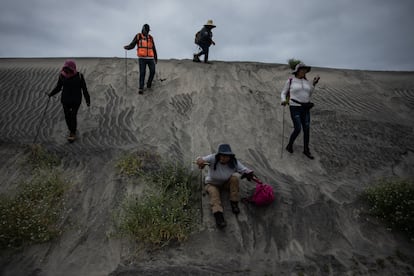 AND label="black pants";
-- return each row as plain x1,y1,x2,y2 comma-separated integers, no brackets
63,104,80,134
138,58,156,89
197,44,210,62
